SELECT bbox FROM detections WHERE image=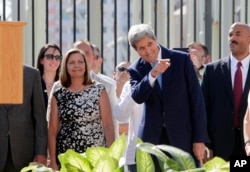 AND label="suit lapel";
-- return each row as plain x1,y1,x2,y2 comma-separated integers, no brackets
137,59,163,97
221,57,234,105
240,61,250,112
161,47,172,98
137,60,152,77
